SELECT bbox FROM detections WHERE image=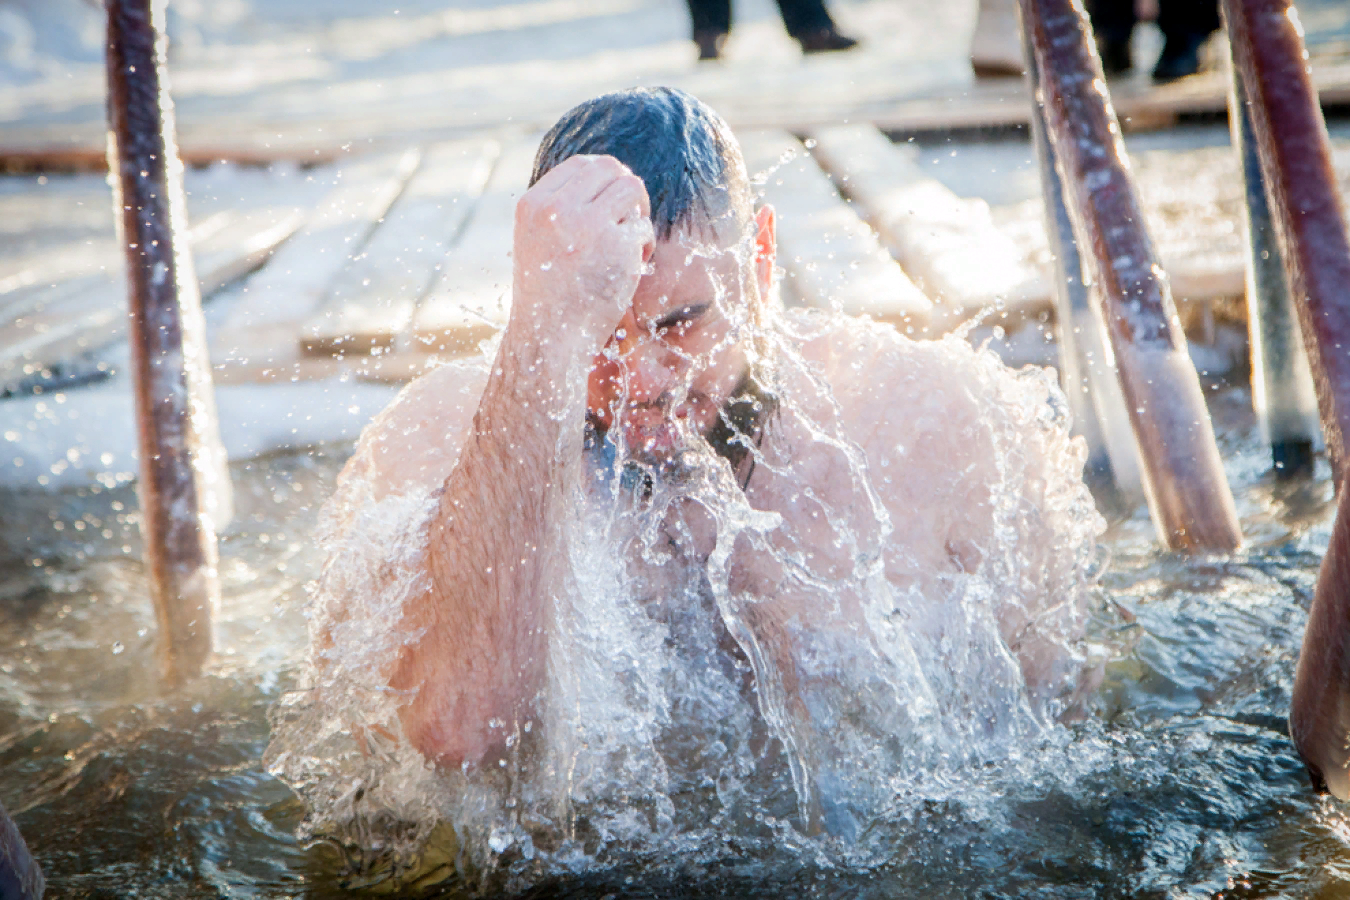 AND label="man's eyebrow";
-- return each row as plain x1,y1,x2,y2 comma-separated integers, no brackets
654,303,710,330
